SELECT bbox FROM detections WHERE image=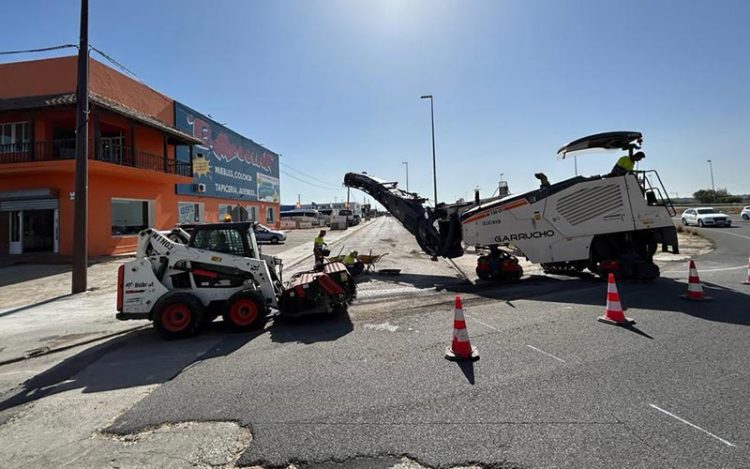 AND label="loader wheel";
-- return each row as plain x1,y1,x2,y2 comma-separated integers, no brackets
153,292,205,340
222,291,267,332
